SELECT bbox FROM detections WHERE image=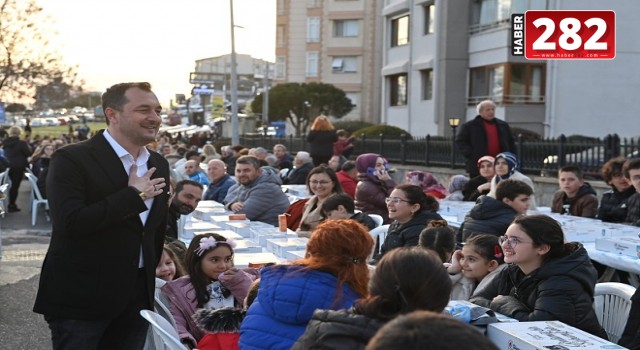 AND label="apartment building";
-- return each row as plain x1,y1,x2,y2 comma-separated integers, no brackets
275,0,383,123
380,0,640,138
